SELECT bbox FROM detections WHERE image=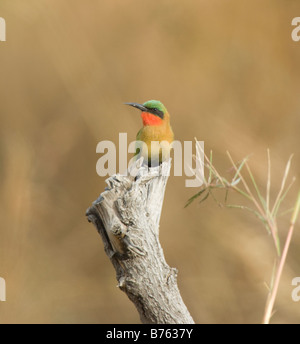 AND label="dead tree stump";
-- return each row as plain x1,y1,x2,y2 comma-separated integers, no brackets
86,159,194,324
